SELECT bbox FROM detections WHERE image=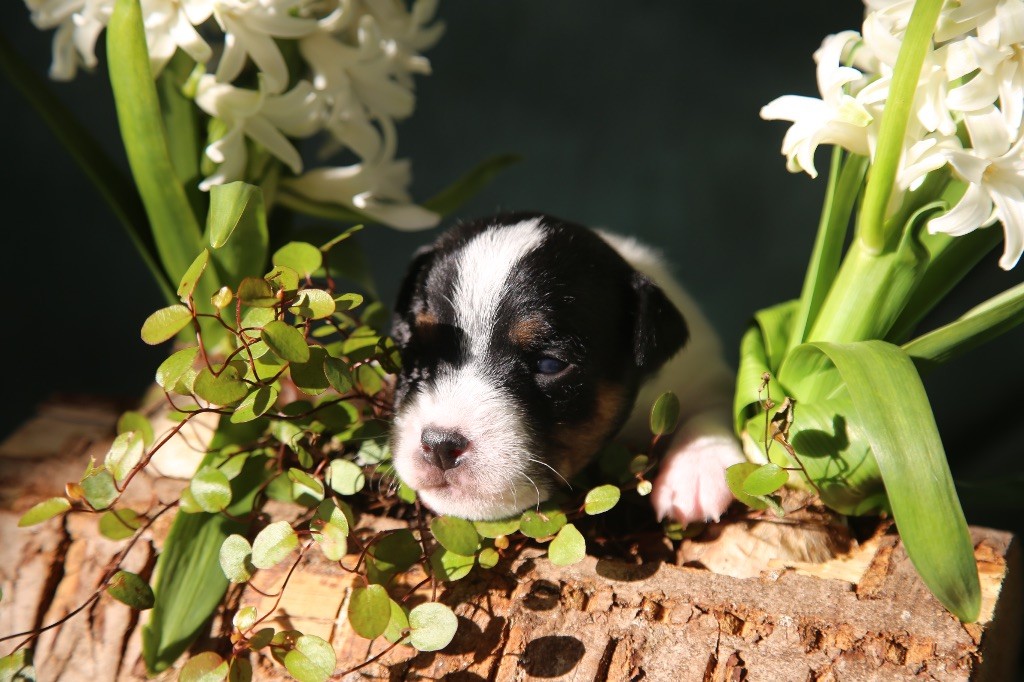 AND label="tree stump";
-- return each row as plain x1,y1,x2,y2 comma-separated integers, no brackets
1,397,1020,681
